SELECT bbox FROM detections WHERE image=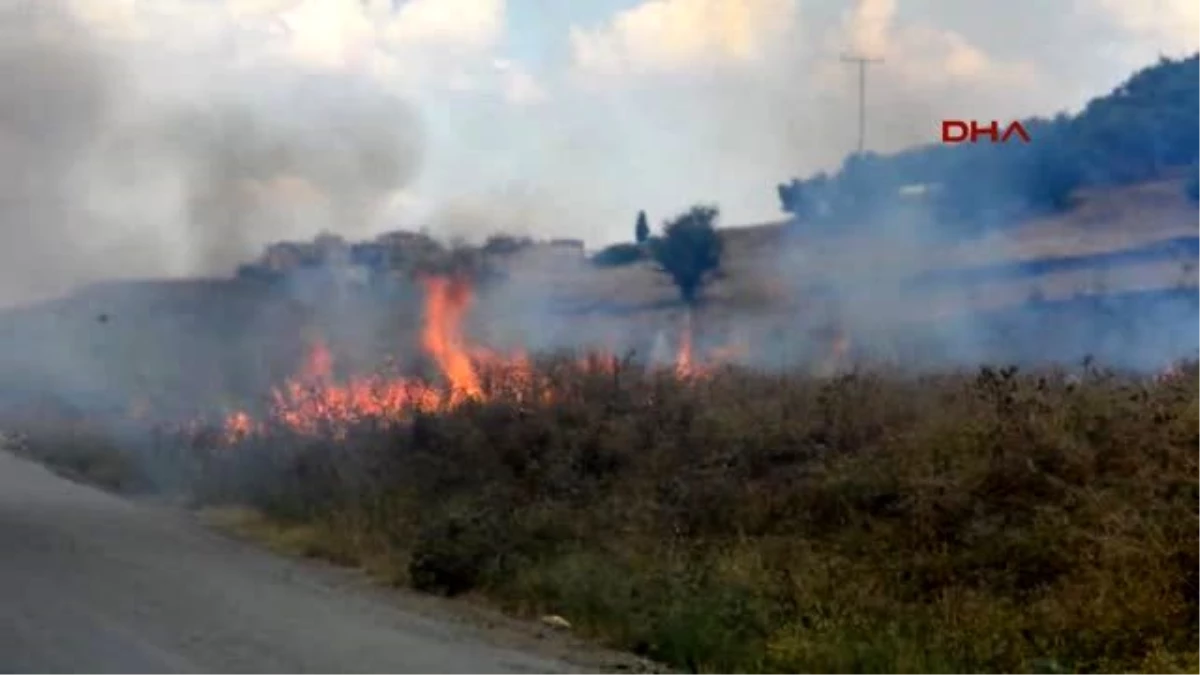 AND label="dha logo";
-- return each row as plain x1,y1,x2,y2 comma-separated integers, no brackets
941,120,1032,144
